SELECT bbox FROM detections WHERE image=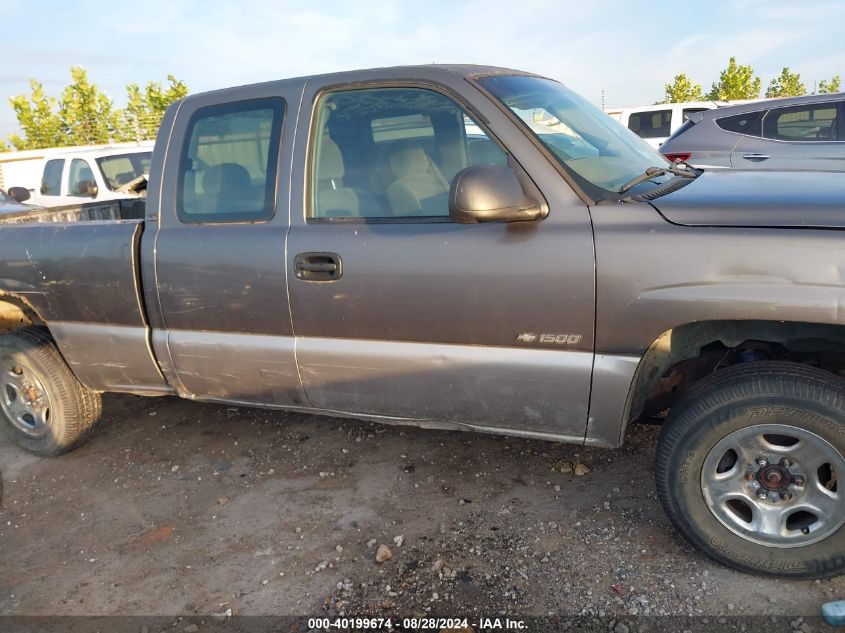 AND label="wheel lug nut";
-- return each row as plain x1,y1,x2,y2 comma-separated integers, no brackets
751,481,761,489
745,472,755,481
757,490,768,500
780,458,791,468
782,492,793,501
756,457,768,467
794,478,805,487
